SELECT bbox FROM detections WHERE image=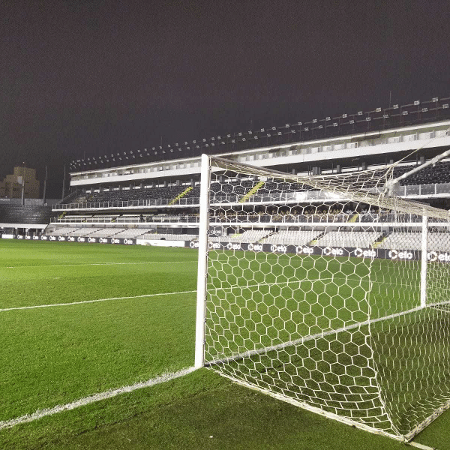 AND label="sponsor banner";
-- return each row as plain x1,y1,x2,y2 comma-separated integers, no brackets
2,234,15,239
428,251,450,262
188,241,450,264
137,239,185,247
106,238,136,245
12,235,135,245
